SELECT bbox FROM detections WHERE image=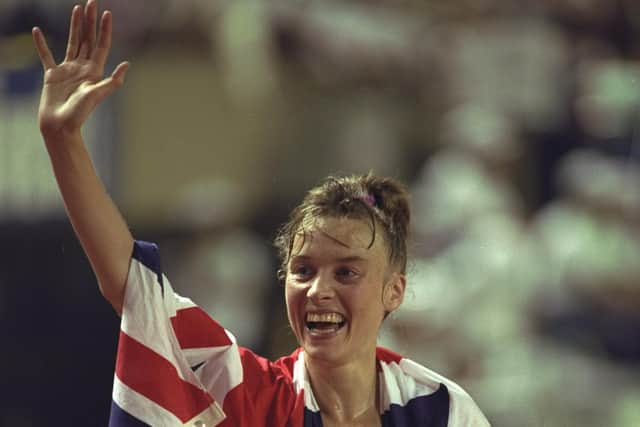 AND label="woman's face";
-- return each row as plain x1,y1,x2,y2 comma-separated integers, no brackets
284,216,405,366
